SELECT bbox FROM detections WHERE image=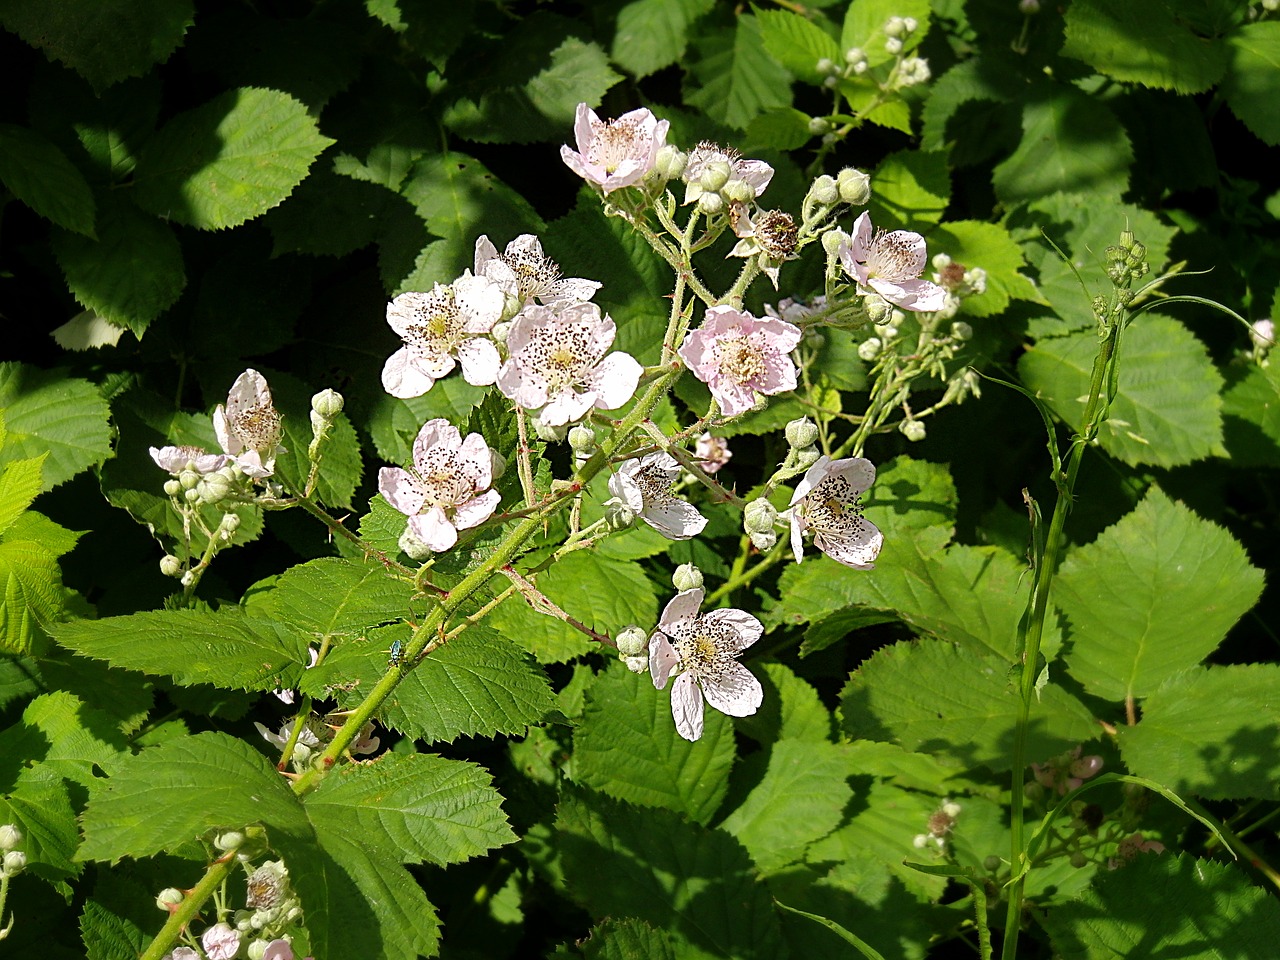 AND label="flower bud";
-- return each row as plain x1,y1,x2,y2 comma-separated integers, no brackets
900,420,927,442
672,563,704,592
697,191,725,215
743,498,778,534
489,450,507,480
568,424,597,456
823,76,839,89
885,37,903,55
654,145,688,180
807,116,831,135
184,487,201,504
807,174,839,206
884,16,906,37
845,46,865,64
858,338,882,361
621,654,648,674
604,497,635,531
793,447,820,469
748,527,778,551
942,801,962,819
785,417,820,449
214,830,246,852
699,160,732,193
491,320,512,344
1070,754,1104,780
821,228,846,257
1020,0,1040,11
615,625,648,657
309,409,326,436
163,479,182,497
836,167,872,205
247,941,269,960
529,414,568,443
198,472,233,504
983,855,1002,872
864,294,893,324
2,850,26,877
398,527,433,560
219,513,241,538
181,570,196,588
156,888,185,912
0,825,21,851
722,178,756,204
912,833,929,849
311,388,344,420
1069,852,1088,869
179,469,201,491
816,56,836,75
